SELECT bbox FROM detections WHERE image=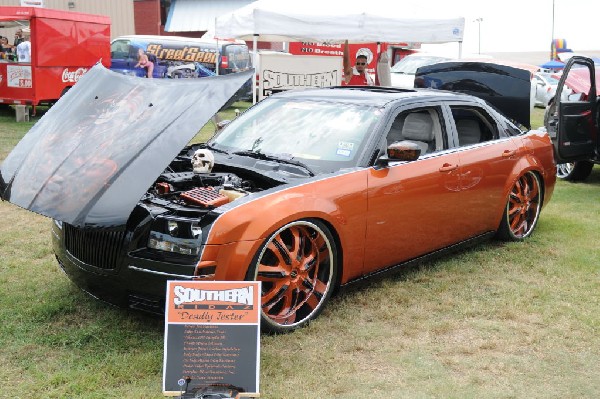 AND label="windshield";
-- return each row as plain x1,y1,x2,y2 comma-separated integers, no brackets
391,56,450,74
209,98,382,174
